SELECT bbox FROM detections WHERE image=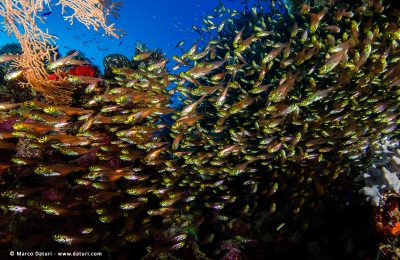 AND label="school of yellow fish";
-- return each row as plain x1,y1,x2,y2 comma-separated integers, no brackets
0,0,399,256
